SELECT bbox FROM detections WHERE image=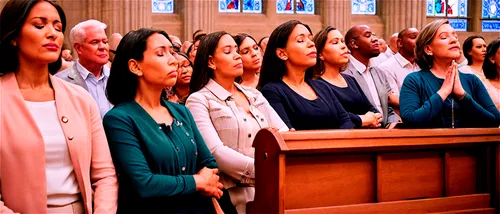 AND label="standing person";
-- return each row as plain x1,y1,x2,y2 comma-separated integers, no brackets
56,19,113,118
259,20,354,130
343,25,400,128
104,28,223,213
0,0,118,213
312,26,382,128
233,33,261,88
385,33,398,58
186,31,288,213
400,19,499,128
